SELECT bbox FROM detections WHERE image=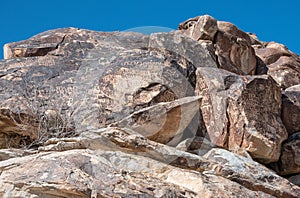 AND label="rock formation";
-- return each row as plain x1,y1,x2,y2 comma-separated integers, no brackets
0,15,299,197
